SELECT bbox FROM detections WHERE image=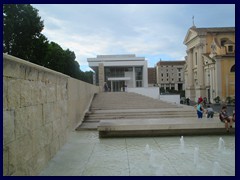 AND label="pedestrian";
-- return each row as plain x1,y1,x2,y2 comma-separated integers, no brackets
186,97,190,105
104,82,108,92
206,105,214,118
198,96,203,103
219,105,234,132
196,99,204,119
